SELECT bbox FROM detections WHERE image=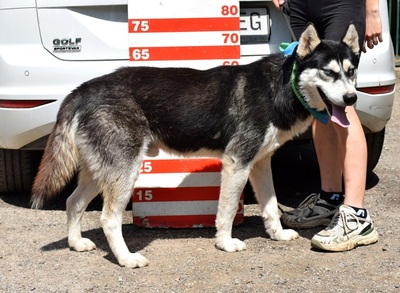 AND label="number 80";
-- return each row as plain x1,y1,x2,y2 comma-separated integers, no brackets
221,5,238,16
